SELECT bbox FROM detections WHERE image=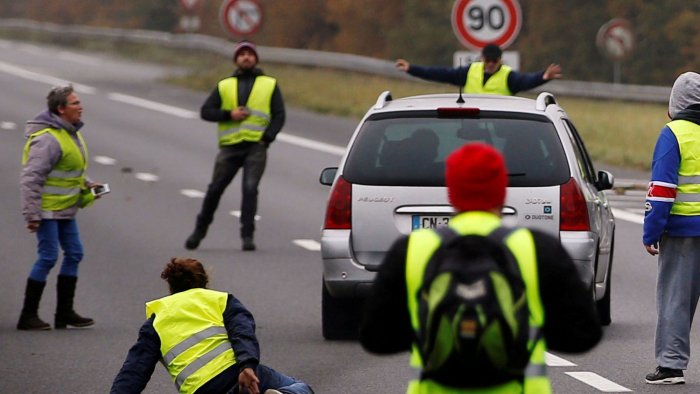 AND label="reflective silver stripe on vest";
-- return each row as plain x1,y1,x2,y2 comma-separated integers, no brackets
678,175,700,185
174,340,232,390
525,362,547,377
48,169,83,178
247,109,270,121
43,186,80,196
675,193,700,203
218,123,267,138
162,326,227,366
